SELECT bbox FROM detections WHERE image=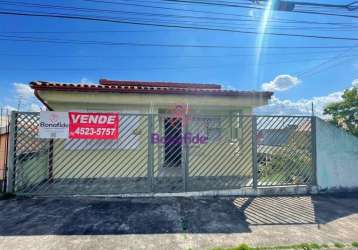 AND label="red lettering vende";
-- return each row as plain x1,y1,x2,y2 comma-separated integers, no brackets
69,112,119,140
70,113,117,125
